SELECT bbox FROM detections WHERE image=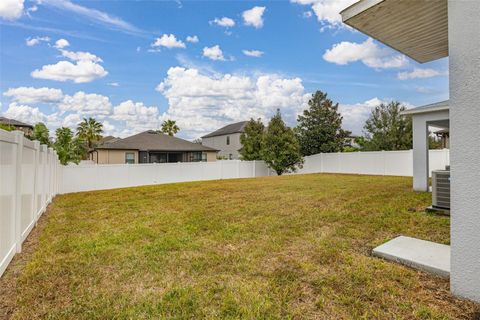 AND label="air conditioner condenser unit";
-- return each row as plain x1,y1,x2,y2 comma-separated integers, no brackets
432,169,450,212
